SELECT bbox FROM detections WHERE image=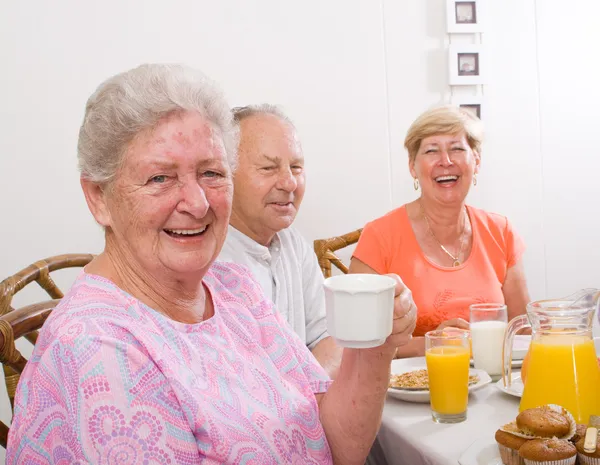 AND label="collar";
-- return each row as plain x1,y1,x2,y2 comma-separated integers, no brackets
227,225,282,260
